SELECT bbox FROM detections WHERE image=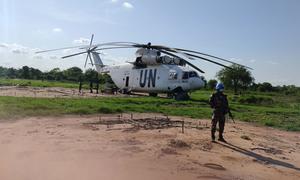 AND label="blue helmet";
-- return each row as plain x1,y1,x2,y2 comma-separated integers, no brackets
215,82,224,91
